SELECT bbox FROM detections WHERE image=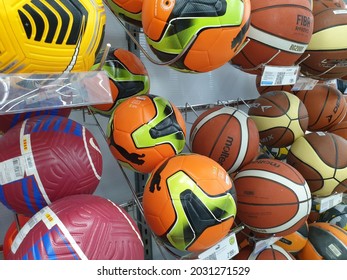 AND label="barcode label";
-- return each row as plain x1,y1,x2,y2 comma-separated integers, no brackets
0,157,25,185
24,153,36,175
11,208,44,254
13,158,21,177
198,232,239,260
328,244,342,257
316,193,343,213
261,65,299,86
275,72,285,85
